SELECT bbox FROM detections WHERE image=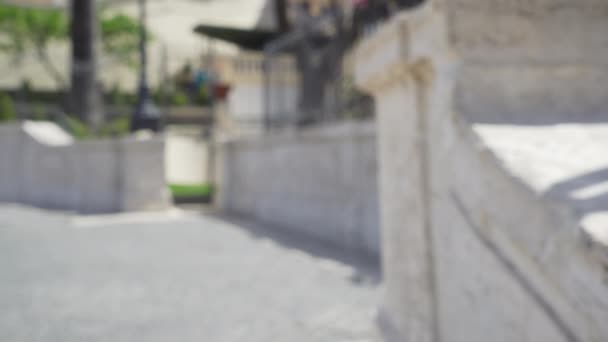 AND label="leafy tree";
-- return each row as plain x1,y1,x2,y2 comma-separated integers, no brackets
172,91,189,107
0,3,146,89
100,13,145,68
0,4,68,87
